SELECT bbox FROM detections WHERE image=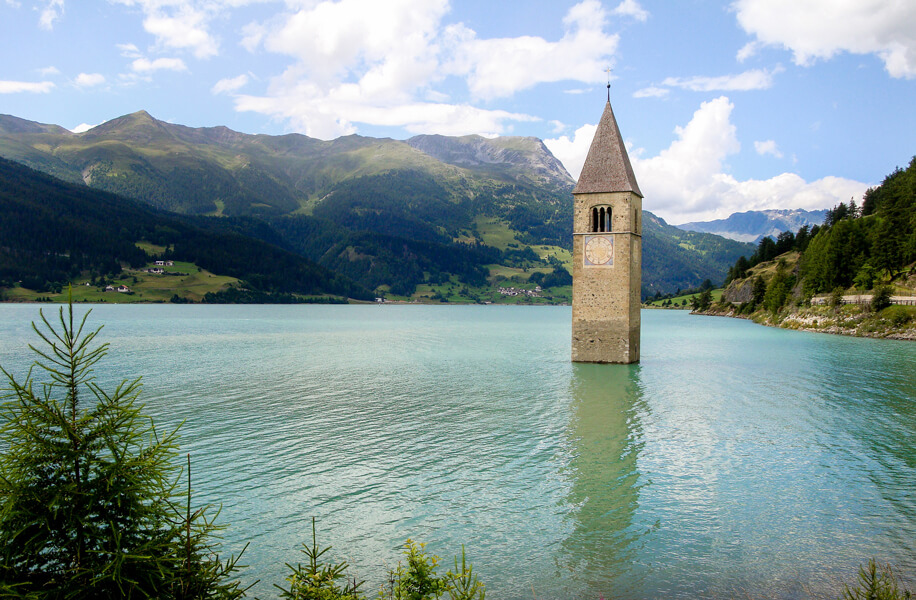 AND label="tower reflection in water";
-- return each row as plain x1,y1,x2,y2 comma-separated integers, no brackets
558,362,651,599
